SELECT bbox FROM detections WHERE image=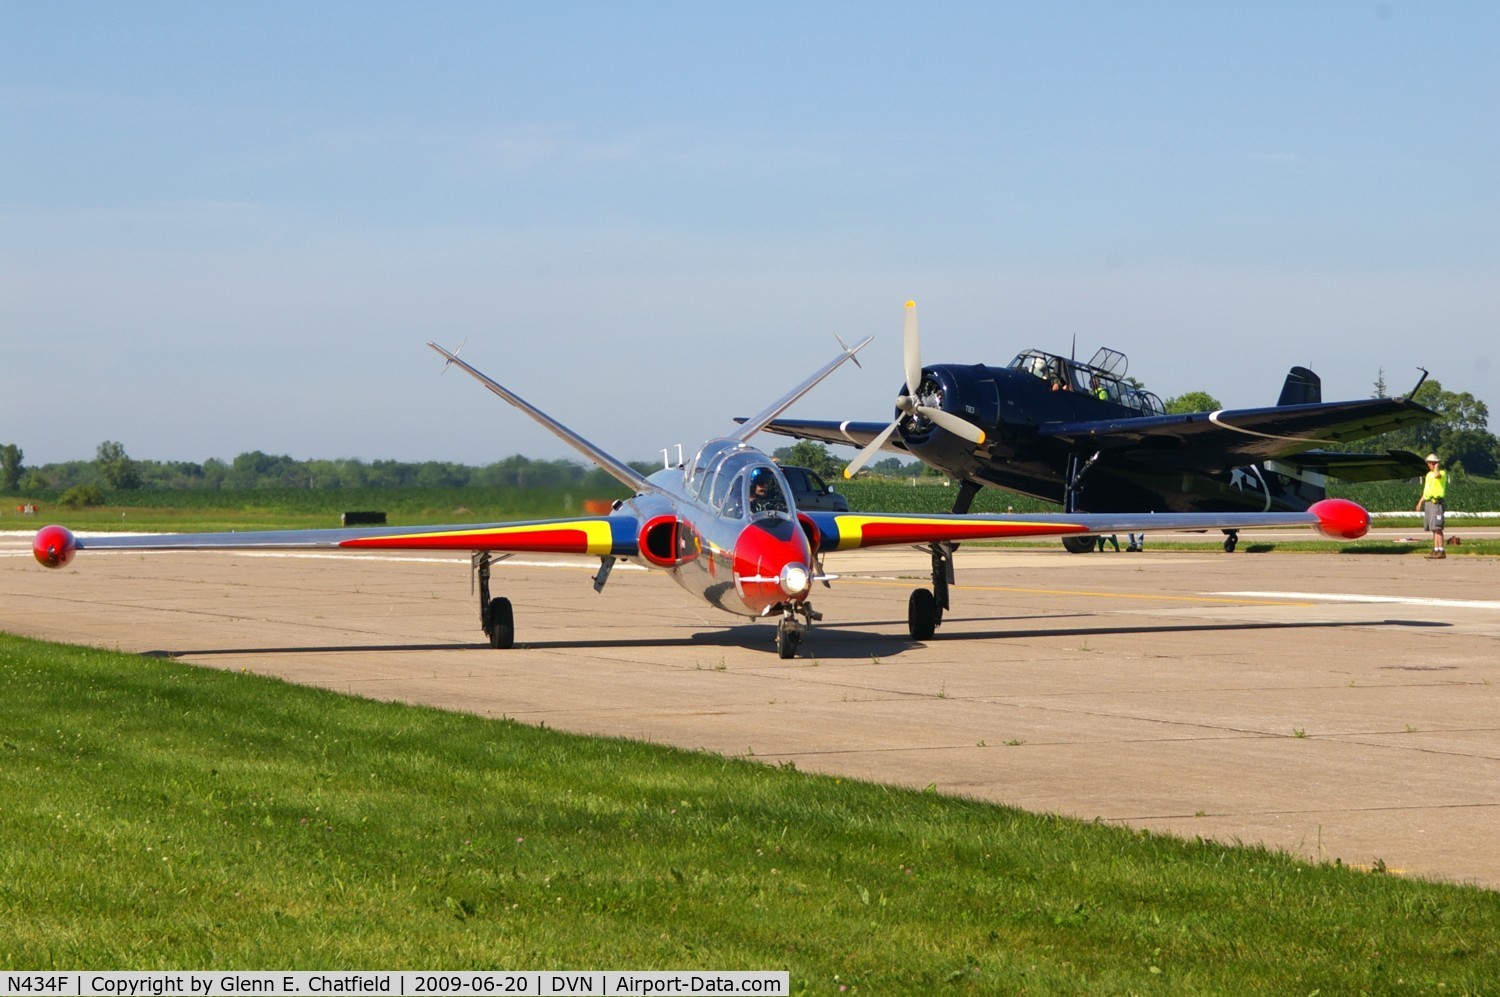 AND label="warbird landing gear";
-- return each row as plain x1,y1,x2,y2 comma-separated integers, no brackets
1060,451,1104,554
1223,529,1239,553
474,552,515,649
